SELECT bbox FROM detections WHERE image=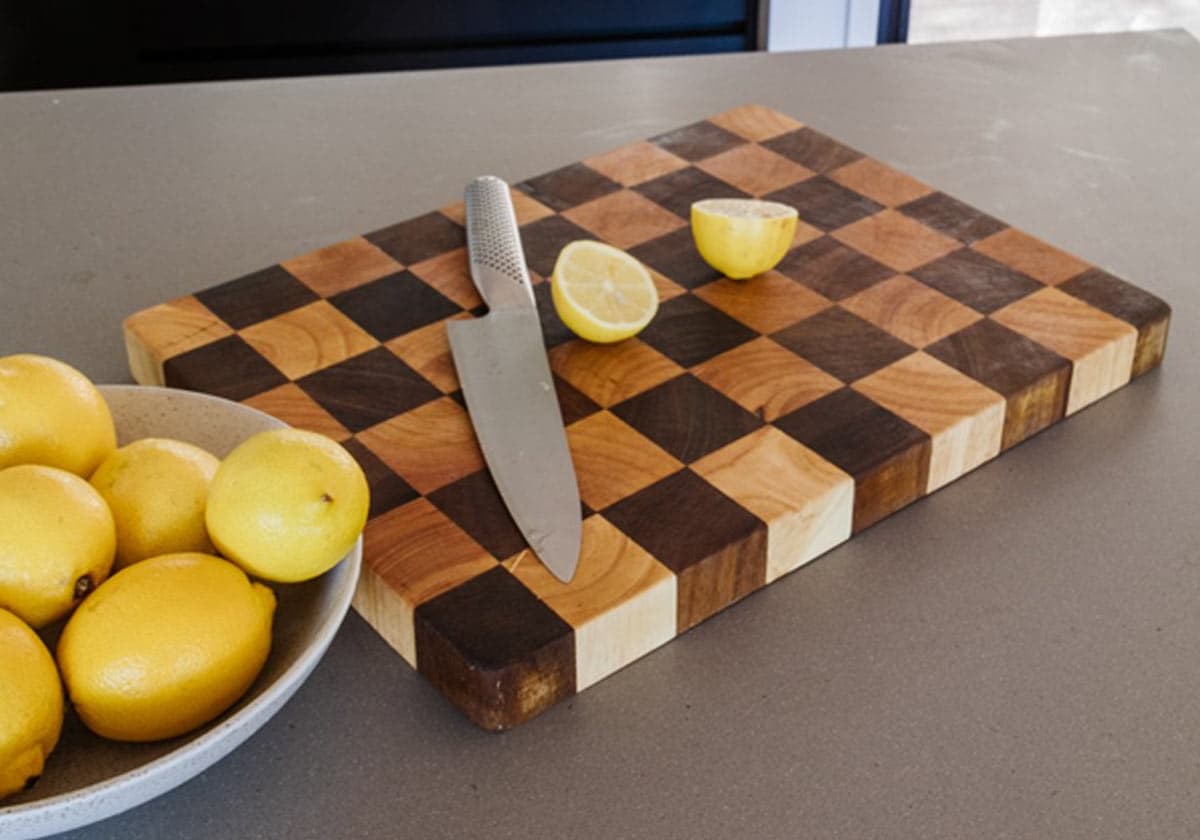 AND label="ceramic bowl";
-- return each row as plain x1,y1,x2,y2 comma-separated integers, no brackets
0,385,362,840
